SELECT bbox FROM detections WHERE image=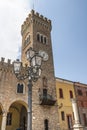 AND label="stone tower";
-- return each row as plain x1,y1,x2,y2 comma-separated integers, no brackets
21,10,59,130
